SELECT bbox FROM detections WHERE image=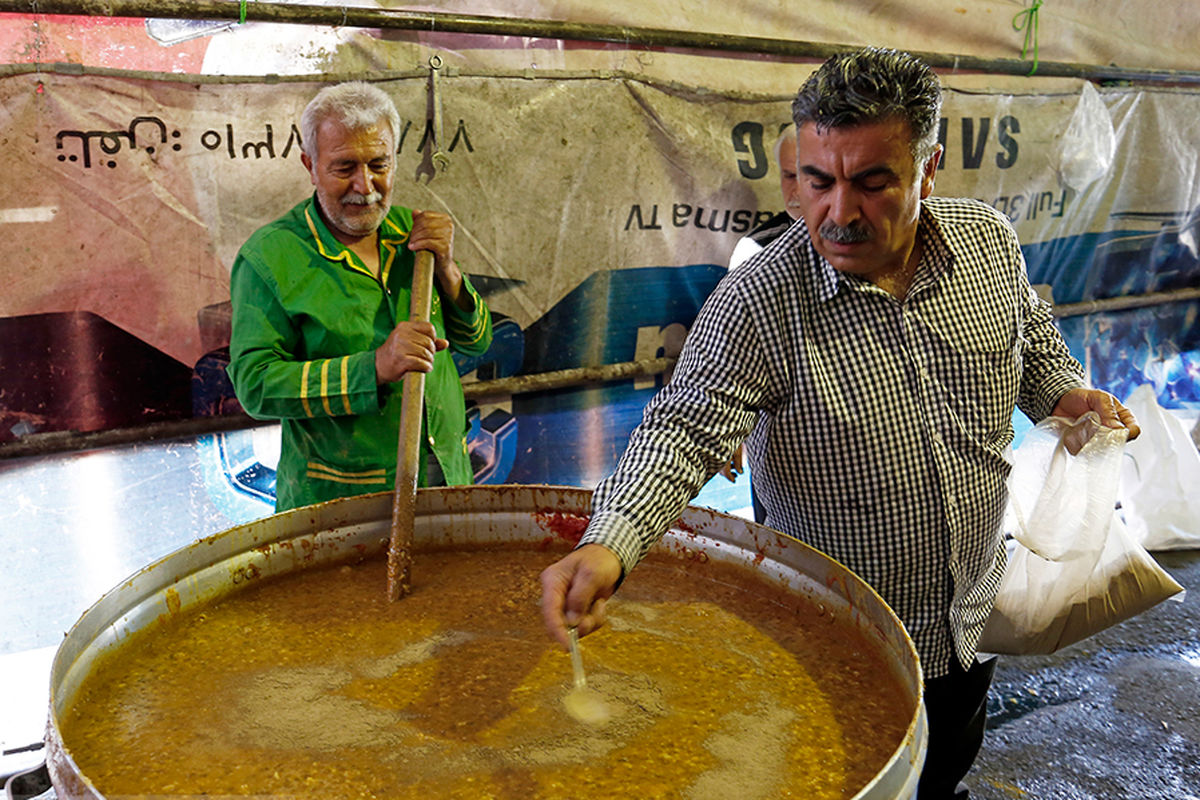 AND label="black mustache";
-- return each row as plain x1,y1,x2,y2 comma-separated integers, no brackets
819,220,872,244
